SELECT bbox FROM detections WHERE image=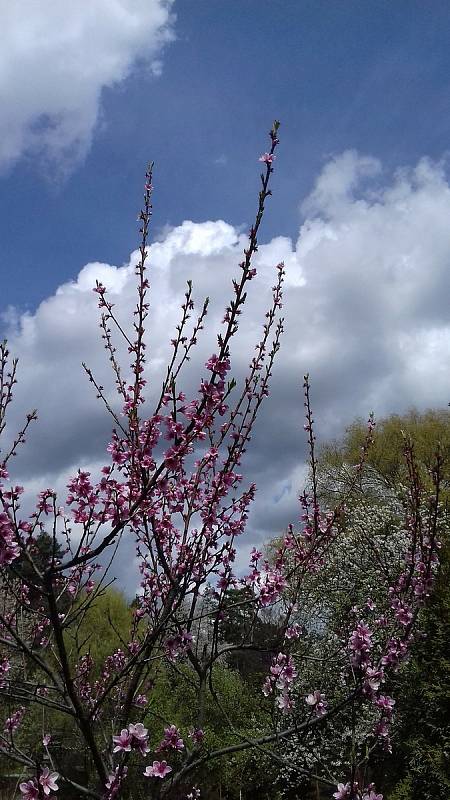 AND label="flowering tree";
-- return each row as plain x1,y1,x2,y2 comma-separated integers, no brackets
267,456,448,797
0,123,445,800
303,411,450,799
